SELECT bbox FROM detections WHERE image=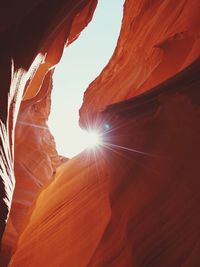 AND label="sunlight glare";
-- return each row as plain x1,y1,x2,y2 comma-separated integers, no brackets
48,0,124,158
84,131,102,149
